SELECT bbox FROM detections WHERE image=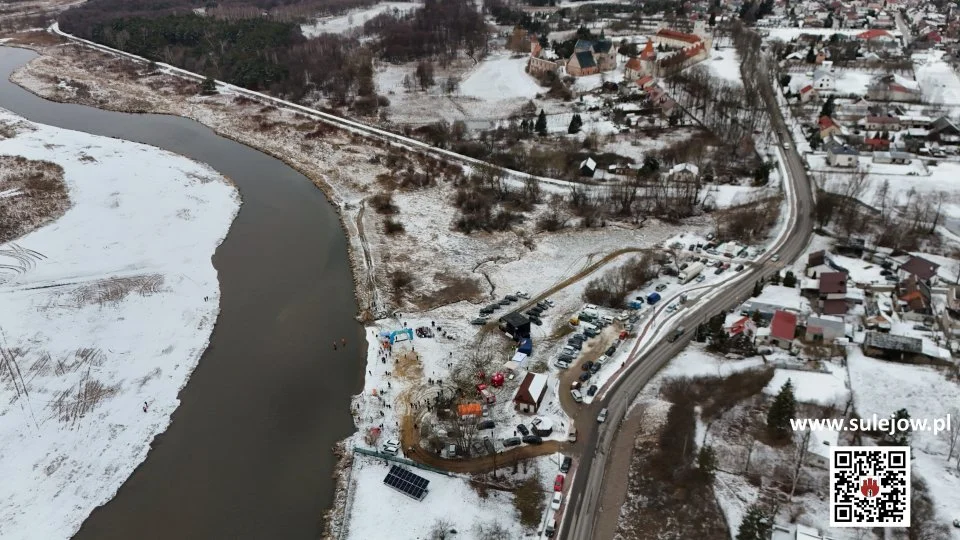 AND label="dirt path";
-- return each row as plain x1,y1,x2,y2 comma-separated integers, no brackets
518,247,648,312
354,199,382,318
